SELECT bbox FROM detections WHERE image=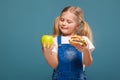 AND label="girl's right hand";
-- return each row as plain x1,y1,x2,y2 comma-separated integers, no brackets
42,43,54,54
